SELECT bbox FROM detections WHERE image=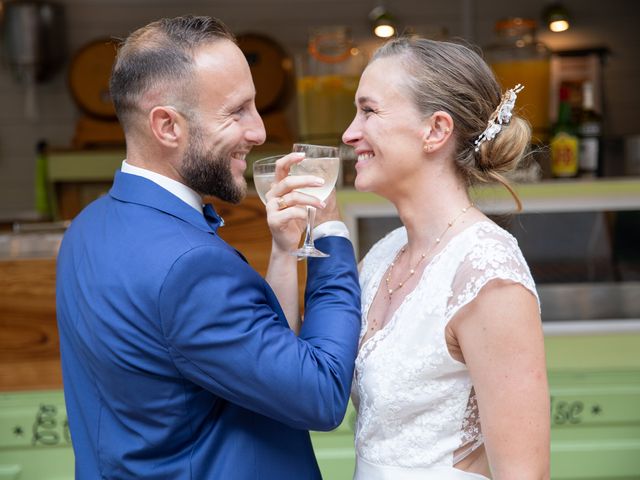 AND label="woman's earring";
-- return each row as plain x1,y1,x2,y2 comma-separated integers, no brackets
426,144,433,152
444,128,450,134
